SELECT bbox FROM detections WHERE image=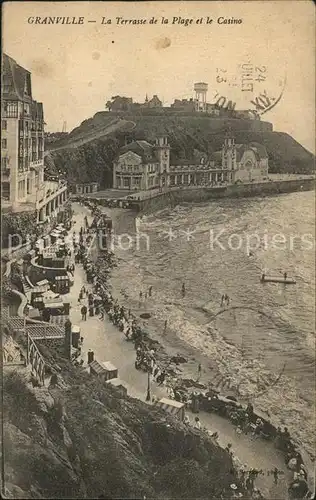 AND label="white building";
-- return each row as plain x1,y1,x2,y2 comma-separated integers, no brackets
220,136,269,183
112,137,170,190
1,54,68,223
112,135,269,190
